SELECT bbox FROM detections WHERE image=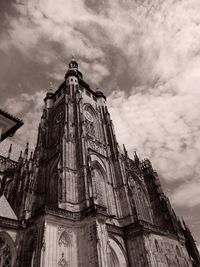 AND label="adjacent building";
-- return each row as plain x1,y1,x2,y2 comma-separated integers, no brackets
0,109,23,143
